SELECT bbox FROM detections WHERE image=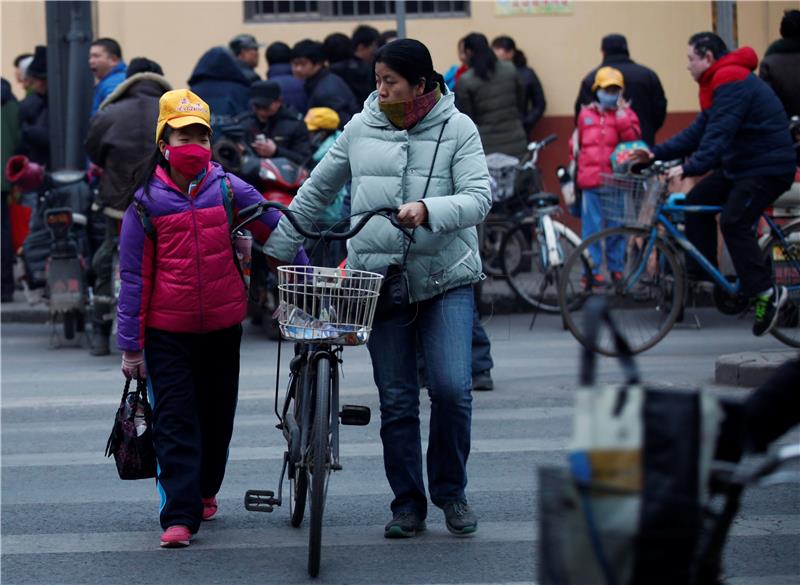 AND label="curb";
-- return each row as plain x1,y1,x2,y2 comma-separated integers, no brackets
715,350,797,388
